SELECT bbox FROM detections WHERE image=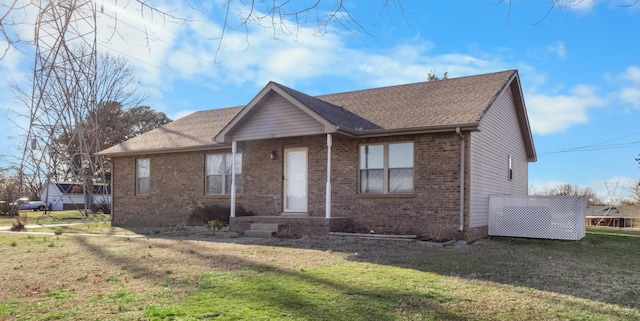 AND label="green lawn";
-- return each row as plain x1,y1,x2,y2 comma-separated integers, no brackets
0,210,110,226
0,227,638,320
